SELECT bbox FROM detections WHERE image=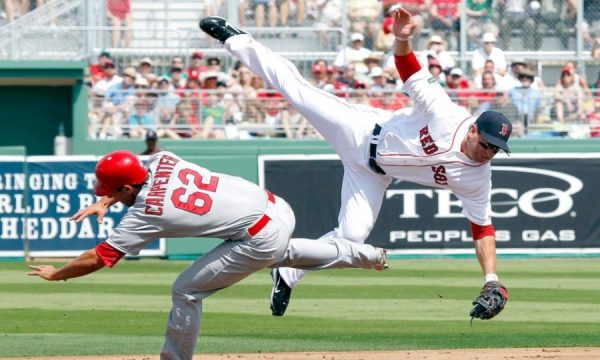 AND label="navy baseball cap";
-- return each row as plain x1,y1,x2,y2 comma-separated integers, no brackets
145,130,158,141
475,111,512,153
